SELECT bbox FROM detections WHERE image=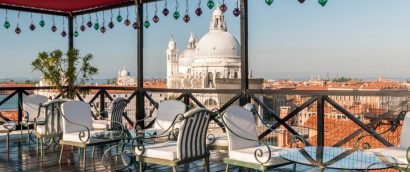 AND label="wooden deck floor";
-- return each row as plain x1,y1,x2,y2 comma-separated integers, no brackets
0,131,343,172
